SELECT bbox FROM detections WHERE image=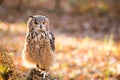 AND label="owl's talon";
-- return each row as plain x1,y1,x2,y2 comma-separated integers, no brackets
40,70,48,79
